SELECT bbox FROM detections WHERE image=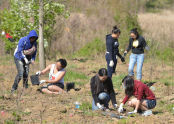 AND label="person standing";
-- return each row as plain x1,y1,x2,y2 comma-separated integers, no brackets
124,28,149,81
105,26,125,78
11,30,38,92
